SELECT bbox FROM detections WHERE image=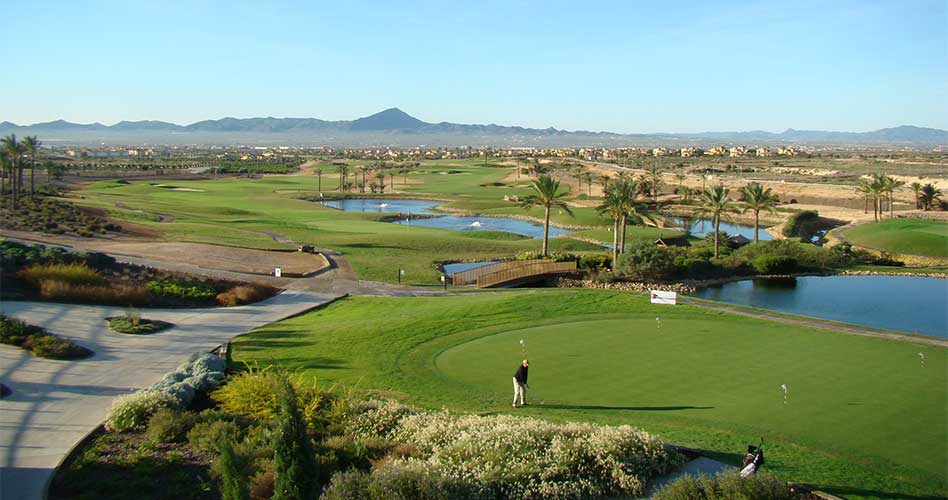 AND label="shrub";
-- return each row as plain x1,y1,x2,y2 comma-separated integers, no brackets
674,256,714,276
146,280,217,300
38,280,151,306
322,461,479,500
106,390,178,432
272,379,319,500
27,334,93,359
217,283,278,307
0,314,39,346
514,250,544,261
211,368,327,428
579,253,612,270
249,467,276,500
616,243,679,281
188,420,243,454
653,472,794,500
17,262,105,287
783,210,821,239
347,400,681,499
219,439,250,500
751,255,798,274
146,407,200,443
107,316,174,335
